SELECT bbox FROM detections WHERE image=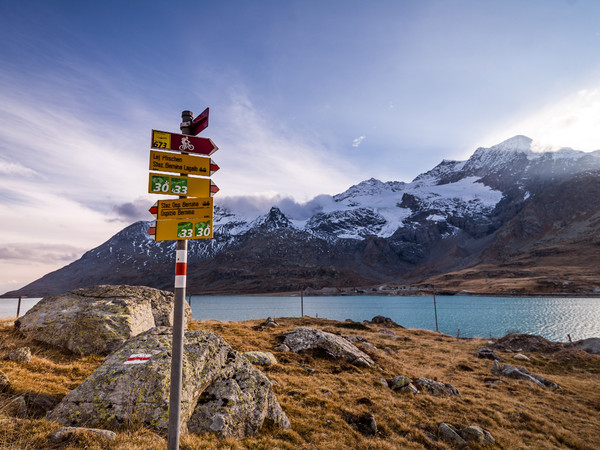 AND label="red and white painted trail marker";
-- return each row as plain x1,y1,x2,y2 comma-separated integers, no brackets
124,353,152,365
